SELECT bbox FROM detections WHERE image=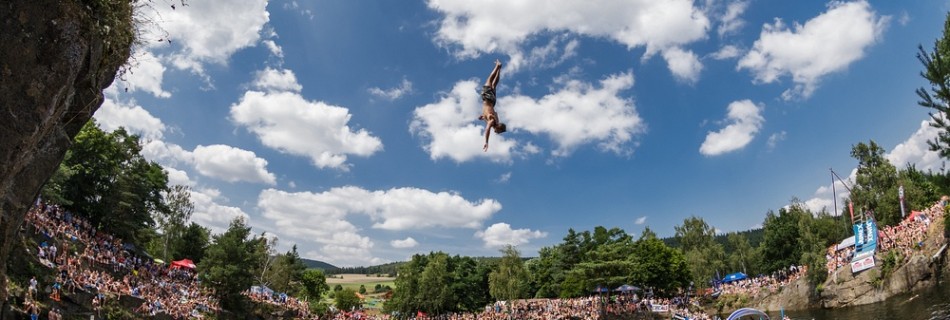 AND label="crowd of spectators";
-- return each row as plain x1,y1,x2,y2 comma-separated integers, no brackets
24,202,219,319
826,198,947,274
825,245,854,274
28,198,945,319
718,265,806,297
246,286,312,318
315,295,715,320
